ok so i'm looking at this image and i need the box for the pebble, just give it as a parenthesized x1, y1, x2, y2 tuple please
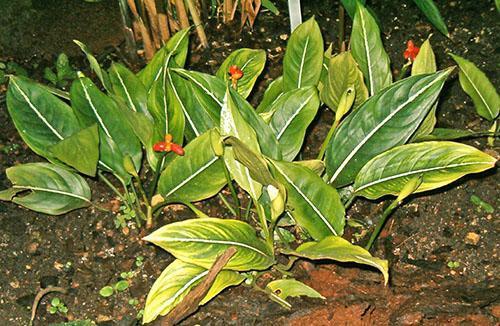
(26, 242, 39, 255)
(465, 232, 480, 245)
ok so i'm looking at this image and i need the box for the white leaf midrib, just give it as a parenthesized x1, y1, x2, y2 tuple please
(176, 70, 223, 107)
(275, 94, 314, 140)
(12, 185, 90, 202)
(80, 79, 112, 138)
(159, 237, 270, 257)
(168, 70, 200, 137)
(297, 37, 310, 88)
(157, 270, 208, 312)
(460, 65, 495, 118)
(359, 8, 374, 96)
(114, 68, 137, 112)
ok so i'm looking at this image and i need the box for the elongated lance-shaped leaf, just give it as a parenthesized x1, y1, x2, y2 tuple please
(411, 37, 438, 141)
(266, 279, 324, 303)
(353, 141, 497, 200)
(256, 76, 284, 113)
(71, 76, 142, 171)
(341, 0, 366, 18)
(325, 68, 453, 187)
(0, 163, 91, 215)
(158, 129, 226, 203)
(73, 40, 111, 91)
(286, 236, 389, 285)
(216, 48, 267, 98)
(283, 17, 324, 91)
(143, 259, 244, 324)
(109, 62, 151, 119)
(351, 3, 392, 95)
(320, 51, 368, 111)
(413, 0, 449, 37)
(7, 76, 81, 160)
(270, 160, 345, 240)
(269, 87, 320, 161)
(450, 53, 499, 121)
(144, 218, 275, 270)
(50, 124, 99, 177)
(221, 89, 263, 200)
(138, 28, 190, 90)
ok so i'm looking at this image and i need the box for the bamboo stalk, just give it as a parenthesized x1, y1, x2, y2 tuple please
(223, 0, 234, 23)
(174, 0, 190, 29)
(186, 0, 208, 47)
(138, 17, 156, 60)
(158, 13, 171, 43)
(144, 0, 162, 49)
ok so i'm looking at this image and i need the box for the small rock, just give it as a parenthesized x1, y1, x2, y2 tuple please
(490, 305, 500, 318)
(279, 34, 288, 40)
(465, 232, 480, 245)
(26, 242, 39, 255)
(398, 311, 424, 325)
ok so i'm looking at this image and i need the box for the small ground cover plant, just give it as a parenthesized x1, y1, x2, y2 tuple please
(1, 2, 498, 324)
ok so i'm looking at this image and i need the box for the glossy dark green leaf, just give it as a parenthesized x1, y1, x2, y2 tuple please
(144, 218, 275, 270)
(341, 0, 365, 18)
(50, 124, 99, 176)
(73, 40, 111, 91)
(413, 0, 449, 37)
(216, 48, 266, 98)
(450, 53, 499, 121)
(286, 236, 389, 284)
(158, 129, 226, 203)
(269, 87, 320, 161)
(143, 259, 244, 324)
(270, 160, 345, 240)
(351, 3, 392, 95)
(354, 141, 497, 199)
(0, 163, 91, 215)
(320, 51, 368, 110)
(283, 17, 324, 91)
(7, 76, 81, 160)
(325, 69, 452, 187)
(109, 62, 150, 118)
(138, 28, 190, 90)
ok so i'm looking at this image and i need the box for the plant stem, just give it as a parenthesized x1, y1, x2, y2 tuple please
(186, 0, 208, 48)
(254, 200, 271, 247)
(222, 163, 240, 216)
(98, 171, 126, 201)
(148, 154, 166, 201)
(317, 118, 340, 160)
(365, 199, 400, 250)
(128, 181, 145, 227)
(244, 198, 253, 221)
(217, 193, 239, 217)
(343, 196, 355, 210)
(397, 60, 412, 81)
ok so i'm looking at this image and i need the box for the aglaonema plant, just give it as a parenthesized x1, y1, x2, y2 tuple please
(0, 2, 498, 324)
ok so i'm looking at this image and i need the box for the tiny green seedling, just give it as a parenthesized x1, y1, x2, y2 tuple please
(447, 261, 460, 269)
(135, 256, 144, 267)
(470, 195, 494, 214)
(49, 297, 68, 315)
(128, 298, 139, 306)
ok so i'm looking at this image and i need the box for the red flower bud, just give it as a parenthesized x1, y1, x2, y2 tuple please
(152, 134, 184, 156)
(171, 143, 185, 156)
(229, 65, 244, 80)
(404, 40, 420, 61)
(153, 141, 167, 152)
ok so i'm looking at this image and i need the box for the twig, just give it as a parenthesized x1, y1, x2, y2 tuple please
(160, 247, 237, 325)
(29, 286, 67, 326)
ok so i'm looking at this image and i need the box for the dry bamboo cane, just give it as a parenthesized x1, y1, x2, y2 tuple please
(127, 0, 155, 60)
(174, 0, 190, 29)
(223, 0, 234, 23)
(158, 13, 171, 43)
(186, 0, 208, 48)
(144, 0, 162, 49)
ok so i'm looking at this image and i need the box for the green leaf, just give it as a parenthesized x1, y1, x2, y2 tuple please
(341, 0, 365, 18)
(413, 0, 449, 37)
(71, 76, 142, 179)
(99, 286, 114, 297)
(50, 124, 99, 176)
(283, 17, 324, 91)
(411, 37, 438, 141)
(221, 89, 263, 200)
(449, 53, 499, 121)
(138, 28, 190, 90)
(287, 236, 389, 284)
(109, 62, 151, 118)
(0, 163, 91, 215)
(262, 0, 279, 15)
(216, 48, 267, 98)
(7, 76, 81, 160)
(269, 87, 320, 161)
(353, 141, 497, 199)
(73, 40, 111, 91)
(256, 76, 283, 113)
(266, 279, 324, 302)
(413, 128, 481, 141)
(143, 218, 275, 271)
(158, 129, 226, 203)
(325, 69, 452, 187)
(143, 260, 244, 323)
(351, 3, 392, 95)
(114, 280, 129, 292)
(270, 160, 345, 240)
(320, 51, 368, 111)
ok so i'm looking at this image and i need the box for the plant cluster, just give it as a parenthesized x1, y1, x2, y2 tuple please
(1, 1, 498, 324)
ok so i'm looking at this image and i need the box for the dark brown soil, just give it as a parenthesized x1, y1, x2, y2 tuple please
(0, 0, 498, 325)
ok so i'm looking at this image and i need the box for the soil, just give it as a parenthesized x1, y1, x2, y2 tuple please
(0, 0, 498, 325)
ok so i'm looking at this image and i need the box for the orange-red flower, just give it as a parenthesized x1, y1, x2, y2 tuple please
(404, 40, 420, 61)
(153, 134, 184, 156)
(229, 65, 244, 81)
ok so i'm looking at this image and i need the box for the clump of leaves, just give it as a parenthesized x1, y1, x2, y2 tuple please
(0, 2, 497, 325)
(49, 297, 68, 315)
(43, 53, 77, 88)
